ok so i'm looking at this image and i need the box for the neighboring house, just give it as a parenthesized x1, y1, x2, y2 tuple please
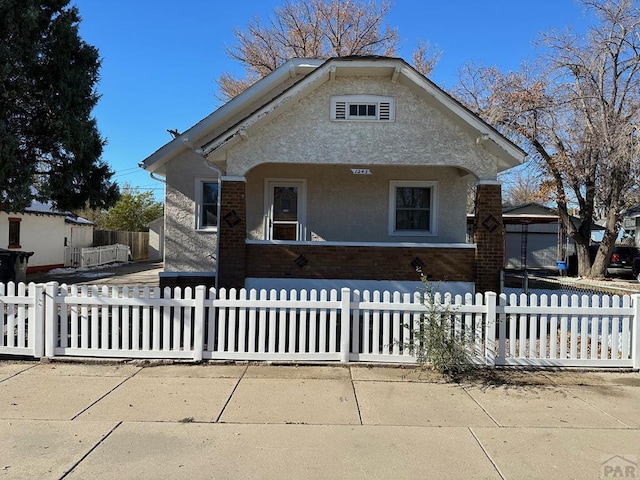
(0, 201, 94, 273)
(147, 216, 164, 262)
(142, 56, 525, 294)
(621, 205, 640, 246)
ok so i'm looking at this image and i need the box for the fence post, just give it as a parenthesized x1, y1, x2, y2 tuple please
(484, 291, 497, 367)
(340, 288, 351, 363)
(632, 294, 640, 371)
(44, 282, 58, 358)
(32, 283, 45, 358)
(193, 286, 206, 361)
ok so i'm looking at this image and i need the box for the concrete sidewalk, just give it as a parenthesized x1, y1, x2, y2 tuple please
(1, 362, 639, 479)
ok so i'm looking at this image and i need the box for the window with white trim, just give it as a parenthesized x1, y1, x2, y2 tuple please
(389, 181, 437, 236)
(195, 179, 219, 230)
(331, 95, 394, 122)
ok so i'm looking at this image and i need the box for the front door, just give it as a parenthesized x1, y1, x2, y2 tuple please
(266, 180, 306, 240)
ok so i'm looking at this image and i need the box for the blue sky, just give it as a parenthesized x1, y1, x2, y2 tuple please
(71, 0, 592, 201)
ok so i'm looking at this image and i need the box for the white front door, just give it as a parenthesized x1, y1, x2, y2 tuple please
(265, 180, 306, 240)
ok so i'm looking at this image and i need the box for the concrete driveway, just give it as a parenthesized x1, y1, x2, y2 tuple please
(26, 261, 162, 287)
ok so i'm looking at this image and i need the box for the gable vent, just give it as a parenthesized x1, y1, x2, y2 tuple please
(331, 95, 395, 122)
(379, 102, 390, 120)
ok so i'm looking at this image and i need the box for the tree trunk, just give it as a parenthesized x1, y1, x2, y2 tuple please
(590, 206, 622, 278)
(575, 242, 592, 277)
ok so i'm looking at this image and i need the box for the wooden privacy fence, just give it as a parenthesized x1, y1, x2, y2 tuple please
(93, 230, 148, 261)
(1, 281, 639, 369)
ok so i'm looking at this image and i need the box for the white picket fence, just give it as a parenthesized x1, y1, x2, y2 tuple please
(1, 282, 639, 369)
(64, 244, 130, 268)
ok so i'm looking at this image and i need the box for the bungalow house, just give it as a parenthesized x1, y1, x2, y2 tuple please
(141, 56, 525, 294)
(0, 200, 94, 273)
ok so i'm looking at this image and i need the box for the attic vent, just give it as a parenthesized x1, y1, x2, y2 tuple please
(331, 95, 395, 122)
(379, 102, 390, 120)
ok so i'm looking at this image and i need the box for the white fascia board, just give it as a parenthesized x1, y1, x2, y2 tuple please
(201, 61, 333, 156)
(141, 58, 325, 173)
(400, 66, 526, 167)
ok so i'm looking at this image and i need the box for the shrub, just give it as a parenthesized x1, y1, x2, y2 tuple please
(400, 272, 476, 378)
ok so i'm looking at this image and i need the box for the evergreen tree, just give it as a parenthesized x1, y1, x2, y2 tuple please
(0, 0, 119, 211)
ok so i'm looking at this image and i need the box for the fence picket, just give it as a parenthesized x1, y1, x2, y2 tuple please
(139, 287, 148, 350)
(560, 295, 569, 359)
(569, 295, 579, 359)
(288, 290, 297, 354)
(550, 295, 559, 359)
(248, 289, 257, 353)
(539, 295, 548, 359)
(372, 291, 381, 355)
(529, 294, 538, 359)
(17, 283, 26, 348)
(257, 289, 267, 353)
(267, 289, 277, 353)
(392, 292, 401, 356)
(319, 290, 328, 353)
(329, 290, 338, 354)
(184, 287, 193, 353)
(122, 286, 130, 351)
(309, 290, 318, 354)
(299, 290, 308, 354)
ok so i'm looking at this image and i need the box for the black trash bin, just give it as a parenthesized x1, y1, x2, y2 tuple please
(14, 251, 34, 283)
(0, 249, 18, 283)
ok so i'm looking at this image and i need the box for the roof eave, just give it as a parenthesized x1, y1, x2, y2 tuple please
(141, 58, 325, 174)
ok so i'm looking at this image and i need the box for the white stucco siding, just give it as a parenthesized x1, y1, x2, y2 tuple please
(246, 164, 470, 243)
(164, 151, 218, 272)
(226, 77, 500, 180)
(0, 212, 65, 268)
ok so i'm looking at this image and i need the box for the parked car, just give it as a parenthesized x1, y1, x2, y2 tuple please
(590, 244, 640, 278)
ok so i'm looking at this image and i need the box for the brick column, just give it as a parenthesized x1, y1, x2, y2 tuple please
(474, 181, 504, 293)
(217, 177, 247, 289)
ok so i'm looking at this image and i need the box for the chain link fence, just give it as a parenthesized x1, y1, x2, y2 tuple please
(503, 271, 640, 298)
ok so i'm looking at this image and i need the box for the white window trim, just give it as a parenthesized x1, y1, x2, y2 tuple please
(331, 95, 395, 122)
(195, 177, 219, 232)
(264, 178, 307, 241)
(388, 180, 438, 237)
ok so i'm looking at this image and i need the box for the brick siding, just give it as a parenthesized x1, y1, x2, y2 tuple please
(473, 183, 504, 293)
(246, 243, 475, 282)
(217, 180, 247, 289)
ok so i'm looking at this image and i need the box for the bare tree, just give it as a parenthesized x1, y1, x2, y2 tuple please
(456, 0, 640, 278)
(218, 0, 438, 99)
(501, 166, 554, 207)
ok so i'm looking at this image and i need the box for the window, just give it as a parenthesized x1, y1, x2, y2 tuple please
(196, 179, 219, 230)
(8, 217, 21, 248)
(389, 181, 437, 236)
(331, 95, 394, 122)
